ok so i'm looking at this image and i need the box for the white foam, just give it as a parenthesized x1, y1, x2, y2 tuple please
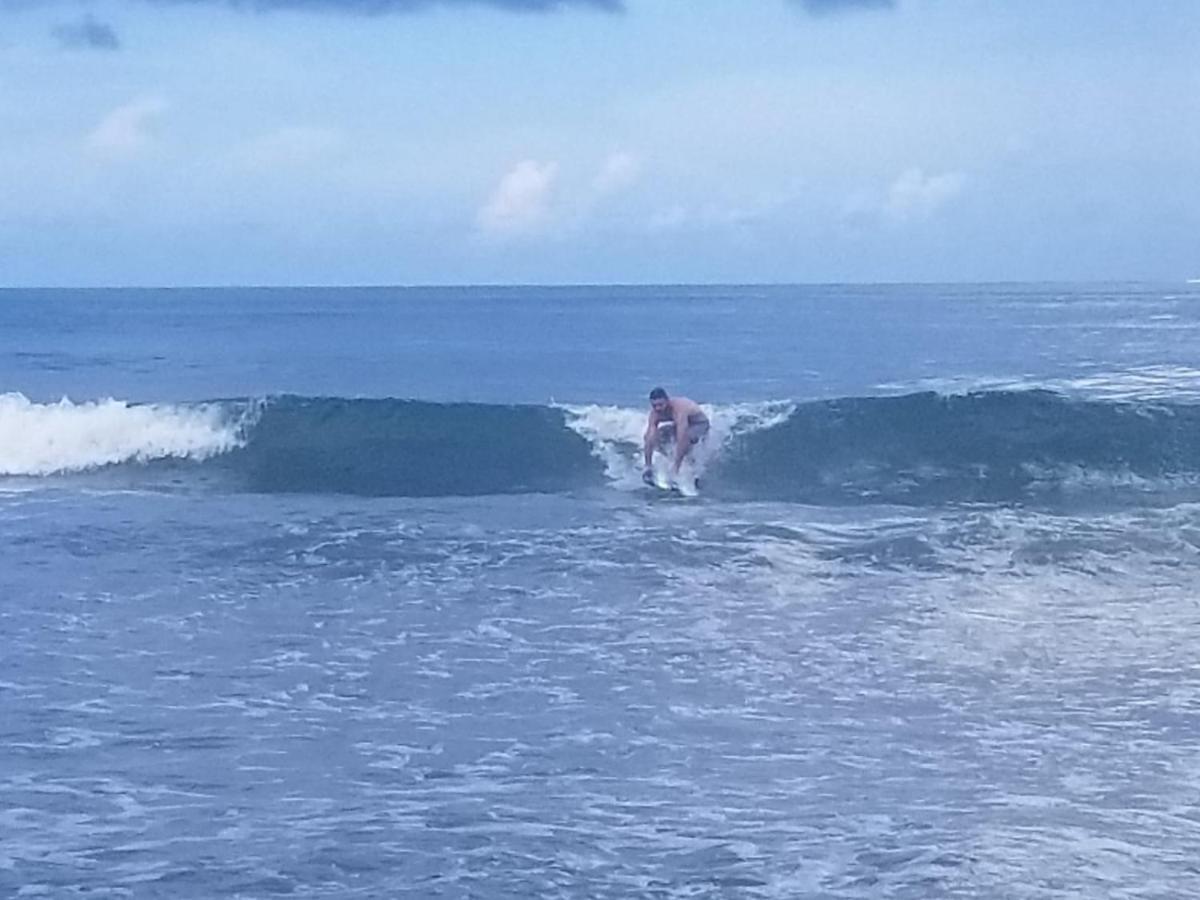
(560, 400, 794, 489)
(559, 404, 646, 488)
(0, 393, 248, 476)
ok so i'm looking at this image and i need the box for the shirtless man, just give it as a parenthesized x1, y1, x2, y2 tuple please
(642, 386, 710, 485)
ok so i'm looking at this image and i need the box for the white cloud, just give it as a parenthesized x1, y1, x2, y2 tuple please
(233, 126, 343, 172)
(476, 159, 559, 238)
(85, 97, 168, 161)
(884, 167, 966, 222)
(473, 152, 642, 240)
(591, 151, 641, 196)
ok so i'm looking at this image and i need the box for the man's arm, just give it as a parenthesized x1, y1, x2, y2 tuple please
(643, 411, 659, 468)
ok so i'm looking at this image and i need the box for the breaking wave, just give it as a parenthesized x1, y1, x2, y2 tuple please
(6, 390, 1200, 505)
(0, 392, 248, 477)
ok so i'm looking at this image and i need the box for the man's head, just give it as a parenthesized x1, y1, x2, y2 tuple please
(649, 386, 669, 414)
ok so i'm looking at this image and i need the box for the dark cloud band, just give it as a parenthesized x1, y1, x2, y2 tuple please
(797, 0, 896, 14)
(52, 15, 120, 49)
(147, 0, 624, 11)
(146, 0, 892, 11)
(11, 0, 897, 19)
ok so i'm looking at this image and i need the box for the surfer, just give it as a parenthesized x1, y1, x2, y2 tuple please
(643, 387, 710, 486)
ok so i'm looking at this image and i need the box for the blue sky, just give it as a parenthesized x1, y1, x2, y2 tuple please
(1, 0, 1197, 285)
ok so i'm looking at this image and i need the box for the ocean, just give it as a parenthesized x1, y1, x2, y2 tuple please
(3, 283, 1200, 898)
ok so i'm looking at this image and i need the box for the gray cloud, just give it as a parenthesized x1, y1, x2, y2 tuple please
(144, 0, 623, 11)
(10, 0, 897, 18)
(9, 0, 898, 24)
(795, 0, 895, 15)
(52, 15, 120, 49)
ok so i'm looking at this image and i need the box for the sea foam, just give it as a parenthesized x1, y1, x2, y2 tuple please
(0, 393, 246, 476)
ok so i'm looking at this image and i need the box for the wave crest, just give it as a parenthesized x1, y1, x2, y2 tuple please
(0, 393, 247, 476)
(561, 401, 794, 488)
(8, 390, 1200, 505)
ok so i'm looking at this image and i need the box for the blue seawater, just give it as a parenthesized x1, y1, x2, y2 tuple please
(3, 283, 1200, 898)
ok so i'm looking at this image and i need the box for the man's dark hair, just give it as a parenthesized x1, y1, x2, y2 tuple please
(649, 387, 668, 401)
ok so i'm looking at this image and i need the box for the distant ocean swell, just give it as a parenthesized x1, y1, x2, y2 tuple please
(4, 391, 1200, 504)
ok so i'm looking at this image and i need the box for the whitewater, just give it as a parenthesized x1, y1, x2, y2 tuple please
(3, 283, 1200, 899)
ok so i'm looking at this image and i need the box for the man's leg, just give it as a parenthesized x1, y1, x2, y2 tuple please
(685, 421, 710, 453)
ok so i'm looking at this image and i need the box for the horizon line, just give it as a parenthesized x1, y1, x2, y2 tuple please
(0, 278, 1192, 292)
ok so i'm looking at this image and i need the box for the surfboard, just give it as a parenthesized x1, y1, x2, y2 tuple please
(672, 474, 700, 498)
(646, 453, 699, 497)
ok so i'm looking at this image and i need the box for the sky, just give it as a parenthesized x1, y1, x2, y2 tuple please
(1, 0, 1198, 285)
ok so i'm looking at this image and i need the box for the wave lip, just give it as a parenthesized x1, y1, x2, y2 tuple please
(0, 392, 247, 476)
